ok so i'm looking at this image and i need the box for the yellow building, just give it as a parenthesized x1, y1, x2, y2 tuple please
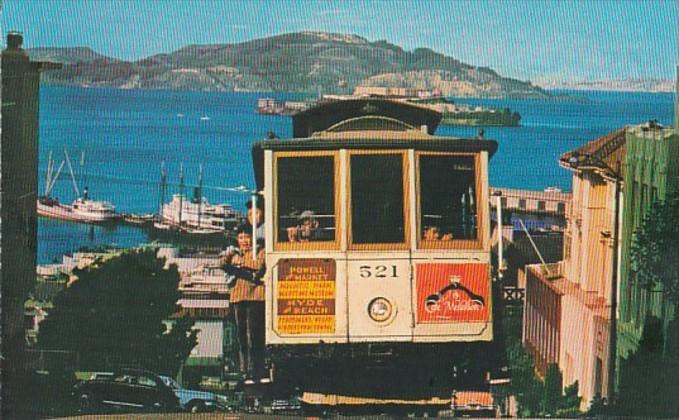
(524, 129, 625, 410)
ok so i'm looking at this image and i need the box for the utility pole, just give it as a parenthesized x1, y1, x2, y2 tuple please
(159, 161, 166, 220)
(178, 163, 184, 227)
(197, 164, 203, 229)
(607, 160, 621, 404)
(493, 190, 504, 280)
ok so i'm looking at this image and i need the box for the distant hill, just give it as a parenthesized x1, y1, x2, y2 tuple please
(29, 32, 550, 98)
(27, 47, 118, 65)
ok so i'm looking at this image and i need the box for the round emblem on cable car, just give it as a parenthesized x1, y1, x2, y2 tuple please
(368, 297, 394, 323)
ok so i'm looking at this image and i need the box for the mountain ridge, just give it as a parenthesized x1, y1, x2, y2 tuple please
(27, 46, 118, 65)
(28, 31, 550, 98)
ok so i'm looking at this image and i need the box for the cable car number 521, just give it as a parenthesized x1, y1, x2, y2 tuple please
(359, 265, 398, 278)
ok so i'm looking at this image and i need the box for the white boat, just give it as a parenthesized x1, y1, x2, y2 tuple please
(160, 194, 239, 231)
(36, 150, 118, 224)
(71, 196, 117, 222)
(37, 196, 78, 221)
(152, 164, 241, 238)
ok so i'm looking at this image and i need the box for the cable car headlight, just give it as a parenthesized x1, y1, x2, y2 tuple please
(368, 297, 393, 323)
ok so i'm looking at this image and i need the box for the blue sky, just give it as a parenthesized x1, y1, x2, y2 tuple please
(3, 0, 677, 83)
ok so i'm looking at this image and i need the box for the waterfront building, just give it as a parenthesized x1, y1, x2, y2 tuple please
(1, 32, 60, 415)
(490, 187, 570, 217)
(159, 247, 238, 378)
(353, 86, 434, 98)
(523, 128, 625, 410)
(177, 297, 237, 377)
(617, 122, 679, 370)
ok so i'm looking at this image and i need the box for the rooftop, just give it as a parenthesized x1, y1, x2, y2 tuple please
(560, 122, 678, 180)
(292, 98, 442, 137)
(560, 128, 626, 178)
(627, 121, 677, 139)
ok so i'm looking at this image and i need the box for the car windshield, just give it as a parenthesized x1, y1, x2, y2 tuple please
(160, 376, 180, 389)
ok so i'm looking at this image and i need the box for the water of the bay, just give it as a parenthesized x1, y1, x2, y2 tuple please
(37, 87, 675, 263)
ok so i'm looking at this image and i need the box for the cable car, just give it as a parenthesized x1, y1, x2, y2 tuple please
(252, 98, 498, 405)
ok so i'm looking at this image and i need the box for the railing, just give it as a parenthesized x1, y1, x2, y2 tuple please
(502, 286, 525, 304)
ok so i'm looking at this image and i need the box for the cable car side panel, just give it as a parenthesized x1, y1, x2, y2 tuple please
(263, 148, 493, 345)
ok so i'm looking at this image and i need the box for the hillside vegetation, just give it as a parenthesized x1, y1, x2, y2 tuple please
(29, 31, 550, 98)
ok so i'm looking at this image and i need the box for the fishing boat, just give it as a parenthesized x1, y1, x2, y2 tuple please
(148, 164, 241, 244)
(37, 150, 118, 224)
(37, 195, 79, 221)
(71, 194, 117, 223)
(159, 194, 240, 231)
(37, 151, 74, 220)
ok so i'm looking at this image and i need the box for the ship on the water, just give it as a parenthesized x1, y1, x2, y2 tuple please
(37, 150, 118, 224)
(256, 97, 312, 115)
(148, 164, 241, 244)
(156, 194, 240, 233)
(122, 213, 156, 225)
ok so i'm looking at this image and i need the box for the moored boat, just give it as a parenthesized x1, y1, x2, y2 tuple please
(36, 150, 119, 224)
(148, 163, 241, 244)
(37, 196, 79, 221)
(122, 213, 156, 225)
(71, 196, 117, 222)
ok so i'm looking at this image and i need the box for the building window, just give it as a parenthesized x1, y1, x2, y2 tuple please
(537, 201, 546, 212)
(564, 233, 572, 261)
(594, 357, 604, 397)
(557, 202, 566, 214)
(350, 153, 405, 245)
(276, 155, 336, 244)
(419, 154, 478, 242)
(519, 199, 527, 210)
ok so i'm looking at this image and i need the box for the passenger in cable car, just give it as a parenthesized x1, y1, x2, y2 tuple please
(286, 210, 322, 242)
(424, 225, 441, 240)
(424, 225, 455, 241)
(440, 228, 454, 241)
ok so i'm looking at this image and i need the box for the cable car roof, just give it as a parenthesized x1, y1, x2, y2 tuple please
(252, 98, 497, 190)
(292, 98, 442, 137)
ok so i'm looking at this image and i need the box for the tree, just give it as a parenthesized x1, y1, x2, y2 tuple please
(630, 193, 679, 303)
(558, 381, 581, 416)
(625, 193, 679, 416)
(615, 316, 679, 417)
(38, 249, 197, 375)
(541, 363, 562, 415)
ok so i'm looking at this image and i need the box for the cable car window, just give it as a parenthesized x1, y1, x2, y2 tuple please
(277, 156, 335, 243)
(420, 155, 478, 242)
(351, 154, 405, 244)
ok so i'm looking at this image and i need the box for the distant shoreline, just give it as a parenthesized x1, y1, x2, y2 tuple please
(39, 83, 593, 102)
(543, 85, 675, 94)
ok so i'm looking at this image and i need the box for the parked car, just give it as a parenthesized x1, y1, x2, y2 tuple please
(159, 375, 230, 413)
(72, 368, 179, 413)
(89, 371, 114, 380)
(271, 397, 302, 415)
